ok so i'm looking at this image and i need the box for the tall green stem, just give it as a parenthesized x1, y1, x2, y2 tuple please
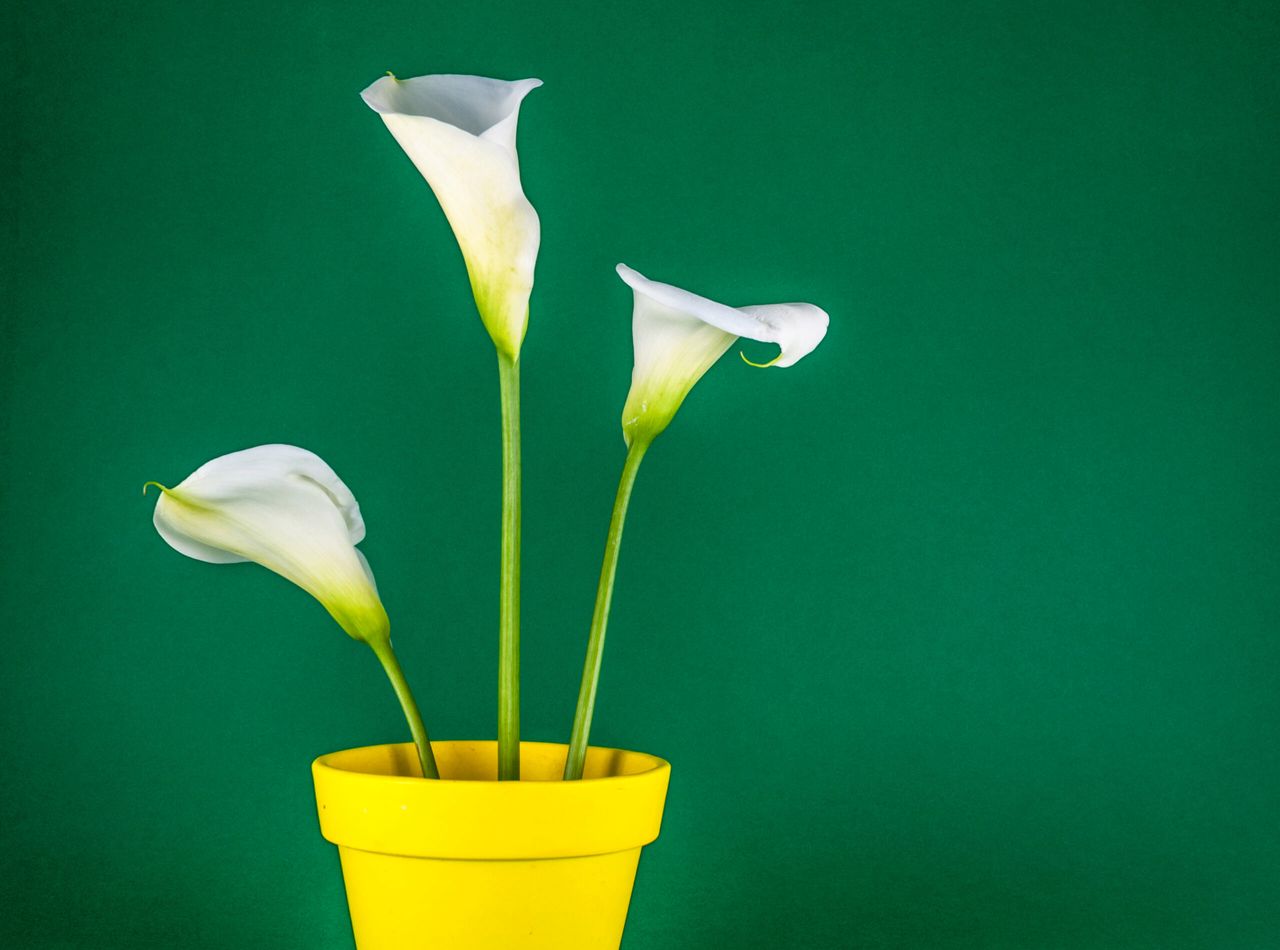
(371, 641, 439, 779)
(497, 351, 522, 780)
(564, 438, 650, 780)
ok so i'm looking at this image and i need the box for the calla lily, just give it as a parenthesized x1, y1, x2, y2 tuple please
(146, 443, 439, 778)
(362, 72, 541, 779)
(617, 263, 830, 446)
(362, 73, 542, 359)
(147, 444, 389, 647)
(563, 266, 830, 780)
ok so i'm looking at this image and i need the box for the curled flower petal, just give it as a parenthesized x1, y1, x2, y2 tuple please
(362, 73, 542, 359)
(616, 264, 829, 445)
(149, 444, 389, 646)
(736, 303, 831, 368)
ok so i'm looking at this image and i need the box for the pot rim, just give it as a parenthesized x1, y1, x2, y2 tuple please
(313, 738, 669, 785)
(313, 740, 672, 859)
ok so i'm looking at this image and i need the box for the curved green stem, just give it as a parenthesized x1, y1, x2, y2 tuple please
(497, 351, 522, 780)
(564, 438, 650, 780)
(371, 641, 439, 779)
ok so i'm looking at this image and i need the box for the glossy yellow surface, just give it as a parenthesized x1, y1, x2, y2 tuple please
(312, 740, 671, 949)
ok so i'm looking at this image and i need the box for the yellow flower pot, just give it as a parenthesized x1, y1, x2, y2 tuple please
(312, 740, 671, 949)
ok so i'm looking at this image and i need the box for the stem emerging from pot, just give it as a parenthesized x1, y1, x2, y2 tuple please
(564, 438, 650, 780)
(371, 641, 439, 779)
(497, 351, 522, 780)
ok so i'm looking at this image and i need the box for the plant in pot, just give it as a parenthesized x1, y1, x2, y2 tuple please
(143, 72, 829, 949)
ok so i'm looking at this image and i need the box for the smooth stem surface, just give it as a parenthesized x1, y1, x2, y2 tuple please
(564, 438, 650, 780)
(497, 351, 522, 780)
(371, 641, 439, 780)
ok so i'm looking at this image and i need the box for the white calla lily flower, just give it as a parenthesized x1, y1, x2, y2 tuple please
(563, 268, 829, 778)
(616, 263, 830, 446)
(147, 444, 390, 647)
(362, 73, 542, 359)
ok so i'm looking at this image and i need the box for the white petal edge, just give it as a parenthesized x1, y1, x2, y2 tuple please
(616, 264, 829, 367)
(737, 303, 830, 367)
(361, 74, 543, 154)
(153, 497, 246, 564)
(168, 444, 366, 548)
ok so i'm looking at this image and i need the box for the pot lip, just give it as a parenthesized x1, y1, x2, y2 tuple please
(313, 739, 670, 786)
(313, 740, 671, 858)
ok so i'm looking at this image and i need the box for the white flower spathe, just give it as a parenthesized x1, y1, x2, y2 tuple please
(149, 444, 389, 646)
(617, 264, 829, 445)
(362, 73, 542, 359)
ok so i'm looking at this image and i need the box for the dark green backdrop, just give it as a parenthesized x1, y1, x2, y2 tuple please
(3, 1, 1278, 947)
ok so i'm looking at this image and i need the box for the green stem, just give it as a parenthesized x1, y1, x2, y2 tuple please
(371, 641, 439, 779)
(497, 351, 522, 780)
(564, 438, 650, 780)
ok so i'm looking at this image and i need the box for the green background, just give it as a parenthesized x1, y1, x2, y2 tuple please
(3, 1, 1278, 947)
